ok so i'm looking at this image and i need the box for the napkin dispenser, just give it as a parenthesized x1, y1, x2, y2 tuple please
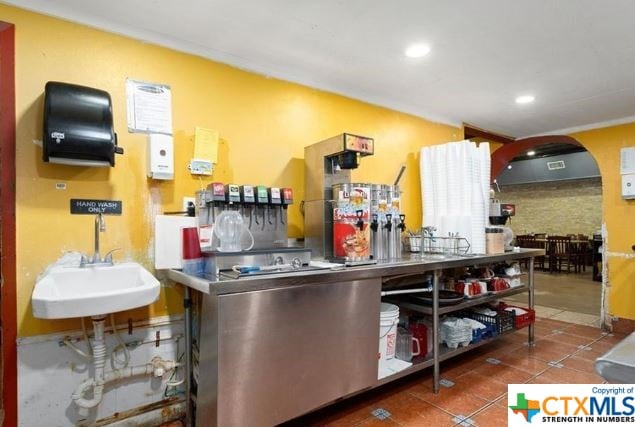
(43, 81, 123, 167)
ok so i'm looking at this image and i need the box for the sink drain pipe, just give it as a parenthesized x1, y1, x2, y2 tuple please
(72, 316, 107, 416)
(71, 316, 180, 417)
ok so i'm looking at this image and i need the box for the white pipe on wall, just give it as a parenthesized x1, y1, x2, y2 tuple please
(70, 317, 181, 416)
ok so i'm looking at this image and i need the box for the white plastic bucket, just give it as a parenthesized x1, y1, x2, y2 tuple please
(378, 303, 399, 364)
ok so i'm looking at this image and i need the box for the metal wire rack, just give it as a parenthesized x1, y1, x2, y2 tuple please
(422, 235, 471, 255)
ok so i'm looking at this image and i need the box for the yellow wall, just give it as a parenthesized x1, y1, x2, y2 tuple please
(4, 5, 461, 337)
(489, 142, 504, 153)
(570, 123, 635, 319)
(10, 4, 633, 337)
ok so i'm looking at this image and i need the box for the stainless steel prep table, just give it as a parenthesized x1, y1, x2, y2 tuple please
(168, 248, 544, 427)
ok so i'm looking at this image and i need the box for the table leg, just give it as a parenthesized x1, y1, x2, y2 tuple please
(184, 286, 193, 426)
(432, 269, 440, 393)
(528, 257, 535, 347)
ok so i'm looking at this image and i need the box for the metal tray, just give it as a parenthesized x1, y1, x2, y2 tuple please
(393, 290, 465, 306)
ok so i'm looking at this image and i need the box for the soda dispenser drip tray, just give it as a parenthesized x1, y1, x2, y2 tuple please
(203, 247, 313, 279)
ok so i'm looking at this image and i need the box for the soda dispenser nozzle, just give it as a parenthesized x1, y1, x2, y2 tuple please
(281, 188, 294, 209)
(279, 188, 293, 225)
(240, 185, 256, 229)
(370, 213, 378, 232)
(225, 184, 241, 205)
(355, 209, 364, 231)
(398, 214, 406, 232)
(384, 213, 393, 232)
(255, 185, 269, 228)
(267, 187, 282, 226)
(207, 182, 228, 222)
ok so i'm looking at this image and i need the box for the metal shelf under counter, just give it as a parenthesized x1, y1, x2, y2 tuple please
(389, 285, 529, 316)
(375, 330, 518, 387)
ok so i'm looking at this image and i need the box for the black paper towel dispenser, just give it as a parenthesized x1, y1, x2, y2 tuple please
(43, 81, 123, 167)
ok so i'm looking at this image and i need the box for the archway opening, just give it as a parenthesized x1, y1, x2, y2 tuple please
(492, 135, 605, 327)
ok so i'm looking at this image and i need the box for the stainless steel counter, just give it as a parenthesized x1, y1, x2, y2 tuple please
(167, 248, 544, 295)
(167, 248, 544, 427)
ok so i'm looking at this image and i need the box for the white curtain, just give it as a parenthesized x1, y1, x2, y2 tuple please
(420, 140, 490, 254)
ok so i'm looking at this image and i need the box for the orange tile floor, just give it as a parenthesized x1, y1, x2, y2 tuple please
(280, 318, 628, 427)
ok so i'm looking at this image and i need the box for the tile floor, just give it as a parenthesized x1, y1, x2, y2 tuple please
(504, 271, 601, 317)
(521, 304, 601, 327)
(504, 270, 603, 327)
(281, 318, 631, 427)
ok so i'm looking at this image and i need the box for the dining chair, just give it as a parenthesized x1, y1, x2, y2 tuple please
(515, 234, 534, 247)
(574, 235, 591, 272)
(546, 235, 573, 273)
(579, 234, 592, 264)
(516, 235, 545, 270)
(574, 241, 587, 273)
(516, 235, 533, 268)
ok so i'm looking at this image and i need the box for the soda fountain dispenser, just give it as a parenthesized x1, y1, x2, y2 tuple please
(187, 181, 311, 277)
(195, 183, 294, 251)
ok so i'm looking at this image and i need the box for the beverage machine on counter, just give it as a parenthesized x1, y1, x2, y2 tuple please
(304, 133, 374, 263)
(194, 182, 312, 277)
(369, 184, 406, 260)
(196, 182, 294, 250)
(488, 197, 514, 251)
(304, 133, 406, 264)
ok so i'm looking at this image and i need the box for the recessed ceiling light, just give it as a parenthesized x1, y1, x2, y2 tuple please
(405, 44, 431, 58)
(507, 165, 513, 170)
(515, 95, 535, 104)
(527, 150, 536, 156)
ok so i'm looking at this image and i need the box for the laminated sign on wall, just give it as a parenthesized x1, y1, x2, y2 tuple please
(126, 79, 173, 135)
(189, 126, 219, 175)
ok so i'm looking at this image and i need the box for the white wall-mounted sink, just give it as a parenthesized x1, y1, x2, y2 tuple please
(32, 262, 160, 319)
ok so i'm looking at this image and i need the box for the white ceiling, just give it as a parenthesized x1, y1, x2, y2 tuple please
(8, 0, 635, 137)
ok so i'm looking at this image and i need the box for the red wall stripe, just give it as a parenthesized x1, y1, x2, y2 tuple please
(490, 135, 582, 180)
(0, 20, 17, 427)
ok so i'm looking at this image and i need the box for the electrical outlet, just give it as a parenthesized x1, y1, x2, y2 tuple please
(182, 197, 196, 212)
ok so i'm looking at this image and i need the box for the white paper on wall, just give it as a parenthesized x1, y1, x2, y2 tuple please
(126, 79, 173, 135)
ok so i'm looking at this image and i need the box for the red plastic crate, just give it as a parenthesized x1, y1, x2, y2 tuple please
(496, 302, 536, 329)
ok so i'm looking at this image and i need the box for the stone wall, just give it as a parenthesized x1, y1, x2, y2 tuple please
(497, 177, 602, 237)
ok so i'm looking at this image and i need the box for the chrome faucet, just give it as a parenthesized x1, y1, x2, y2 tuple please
(81, 213, 116, 267)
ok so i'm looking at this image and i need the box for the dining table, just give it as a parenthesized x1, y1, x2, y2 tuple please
(516, 236, 592, 274)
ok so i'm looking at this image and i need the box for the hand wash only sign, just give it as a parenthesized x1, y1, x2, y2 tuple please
(70, 199, 122, 215)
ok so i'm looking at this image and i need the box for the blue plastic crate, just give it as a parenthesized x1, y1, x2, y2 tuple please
(470, 322, 497, 344)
